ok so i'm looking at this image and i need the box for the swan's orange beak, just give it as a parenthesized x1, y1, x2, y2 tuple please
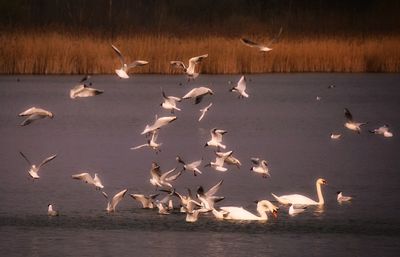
(272, 209, 278, 218)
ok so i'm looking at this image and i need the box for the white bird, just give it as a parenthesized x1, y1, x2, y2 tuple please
(216, 151, 241, 169)
(111, 44, 148, 79)
(72, 172, 104, 189)
(205, 128, 227, 150)
(369, 125, 393, 138)
(155, 191, 175, 215)
(288, 204, 307, 216)
(131, 130, 162, 153)
(196, 180, 225, 211)
(205, 151, 233, 172)
(186, 209, 202, 223)
(271, 178, 328, 206)
(170, 54, 208, 80)
(344, 108, 367, 134)
(330, 133, 341, 139)
(18, 107, 54, 126)
(130, 193, 159, 209)
(162, 188, 202, 213)
(250, 158, 270, 178)
(198, 102, 212, 121)
(214, 200, 278, 221)
(47, 204, 59, 216)
(160, 89, 181, 113)
(230, 75, 249, 98)
(176, 156, 203, 176)
(182, 86, 214, 104)
(141, 115, 177, 135)
(70, 84, 103, 99)
(103, 189, 128, 213)
(19, 151, 57, 180)
(240, 27, 283, 52)
(149, 162, 182, 188)
(337, 191, 353, 202)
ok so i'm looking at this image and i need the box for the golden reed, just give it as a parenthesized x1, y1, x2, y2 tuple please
(1, 32, 399, 74)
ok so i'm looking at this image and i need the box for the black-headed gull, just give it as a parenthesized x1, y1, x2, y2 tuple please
(205, 128, 227, 150)
(369, 124, 393, 138)
(170, 54, 208, 80)
(19, 151, 57, 179)
(161, 89, 181, 113)
(344, 108, 367, 134)
(250, 158, 270, 178)
(141, 115, 177, 135)
(196, 180, 224, 211)
(111, 44, 148, 79)
(149, 161, 182, 188)
(130, 193, 159, 209)
(72, 172, 104, 189)
(131, 130, 162, 153)
(103, 189, 128, 212)
(176, 156, 203, 176)
(230, 75, 249, 98)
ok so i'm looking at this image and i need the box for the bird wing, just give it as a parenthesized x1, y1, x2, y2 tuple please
(109, 189, 128, 210)
(189, 54, 208, 65)
(20, 114, 44, 126)
(251, 157, 260, 165)
(19, 151, 32, 166)
(205, 180, 223, 197)
(344, 108, 353, 121)
(266, 27, 283, 46)
(170, 61, 186, 70)
(111, 44, 125, 66)
(130, 143, 149, 150)
(38, 154, 57, 168)
(236, 75, 247, 91)
(127, 60, 148, 69)
(72, 172, 95, 184)
(240, 38, 262, 48)
(166, 170, 182, 182)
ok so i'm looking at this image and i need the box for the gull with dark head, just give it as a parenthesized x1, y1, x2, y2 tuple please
(19, 151, 57, 180)
(205, 151, 233, 172)
(111, 44, 148, 79)
(18, 107, 54, 126)
(170, 54, 208, 80)
(216, 151, 241, 169)
(103, 189, 128, 213)
(70, 75, 103, 99)
(149, 161, 182, 189)
(72, 172, 104, 190)
(160, 88, 181, 113)
(176, 156, 203, 176)
(250, 158, 270, 178)
(344, 108, 367, 134)
(205, 128, 227, 150)
(182, 86, 214, 104)
(131, 130, 162, 153)
(130, 193, 159, 209)
(369, 124, 393, 138)
(196, 180, 224, 211)
(230, 75, 249, 98)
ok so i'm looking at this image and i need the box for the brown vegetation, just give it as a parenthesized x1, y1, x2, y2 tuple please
(1, 32, 399, 74)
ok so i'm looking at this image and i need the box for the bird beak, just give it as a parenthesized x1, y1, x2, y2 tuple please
(272, 210, 278, 218)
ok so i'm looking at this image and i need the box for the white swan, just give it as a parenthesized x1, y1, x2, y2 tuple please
(250, 158, 270, 178)
(198, 102, 212, 121)
(337, 191, 353, 202)
(205, 128, 227, 150)
(72, 172, 104, 189)
(19, 151, 57, 179)
(160, 89, 181, 113)
(111, 44, 148, 79)
(130, 193, 159, 209)
(271, 178, 327, 205)
(214, 200, 278, 221)
(102, 189, 128, 212)
(47, 204, 59, 216)
(182, 86, 214, 104)
(141, 115, 177, 135)
(149, 161, 182, 188)
(176, 156, 203, 176)
(369, 125, 393, 138)
(170, 54, 208, 80)
(230, 75, 249, 98)
(240, 27, 283, 52)
(344, 108, 367, 134)
(18, 107, 54, 126)
(131, 130, 162, 153)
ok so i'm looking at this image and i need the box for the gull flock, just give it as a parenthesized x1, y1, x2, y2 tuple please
(16, 38, 391, 222)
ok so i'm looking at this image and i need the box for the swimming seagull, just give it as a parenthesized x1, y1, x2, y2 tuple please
(344, 108, 367, 134)
(198, 102, 212, 121)
(130, 193, 159, 209)
(337, 191, 353, 202)
(72, 172, 104, 189)
(170, 54, 208, 80)
(240, 27, 283, 52)
(250, 158, 270, 178)
(160, 88, 181, 113)
(19, 151, 57, 180)
(176, 156, 203, 176)
(70, 76, 103, 99)
(330, 133, 341, 139)
(141, 115, 177, 135)
(149, 161, 182, 188)
(131, 130, 162, 153)
(47, 204, 59, 216)
(18, 107, 54, 126)
(103, 189, 128, 212)
(230, 75, 249, 98)
(369, 125, 393, 138)
(205, 151, 233, 172)
(205, 128, 227, 150)
(111, 44, 149, 79)
(182, 86, 214, 104)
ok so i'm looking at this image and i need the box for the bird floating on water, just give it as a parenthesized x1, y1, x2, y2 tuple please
(330, 133, 341, 140)
(47, 204, 59, 216)
(337, 191, 353, 202)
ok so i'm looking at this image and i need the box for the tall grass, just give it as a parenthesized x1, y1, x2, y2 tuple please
(1, 32, 399, 74)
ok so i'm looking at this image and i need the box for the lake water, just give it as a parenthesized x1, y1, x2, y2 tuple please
(0, 74, 399, 257)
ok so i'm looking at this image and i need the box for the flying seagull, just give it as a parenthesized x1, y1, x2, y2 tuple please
(19, 151, 57, 180)
(170, 54, 208, 80)
(111, 44, 148, 79)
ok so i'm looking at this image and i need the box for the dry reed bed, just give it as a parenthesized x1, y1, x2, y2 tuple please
(1, 32, 399, 74)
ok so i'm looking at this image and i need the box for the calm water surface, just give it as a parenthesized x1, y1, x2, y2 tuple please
(0, 74, 399, 257)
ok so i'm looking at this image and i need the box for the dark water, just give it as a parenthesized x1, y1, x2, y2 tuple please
(0, 74, 399, 257)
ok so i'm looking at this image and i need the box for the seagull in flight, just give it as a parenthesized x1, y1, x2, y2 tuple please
(170, 54, 208, 81)
(198, 102, 212, 121)
(160, 88, 181, 113)
(369, 124, 393, 138)
(19, 151, 57, 180)
(240, 27, 283, 52)
(18, 107, 54, 126)
(102, 189, 128, 213)
(111, 44, 148, 79)
(182, 86, 214, 104)
(131, 130, 162, 153)
(344, 108, 367, 134)
(230, 75, 249, 98)
(72, 172, 104, 190)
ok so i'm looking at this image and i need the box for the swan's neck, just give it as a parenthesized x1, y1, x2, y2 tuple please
(316, 182, 324, 205)
(256, 206, 268, 220)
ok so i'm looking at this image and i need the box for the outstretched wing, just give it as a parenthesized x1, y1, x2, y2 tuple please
(205, 180, 223, 197)
(111, 44, 125, 66)
(128, 60, 149, 69)
(19, 151, 32, 166)
(251, 157, 260, 165)
(38, 154, 57, 168)
(189, 54, 208, 65)
(170, 61, 186, 70)
(72, 172, 95, 184)
(344, 108, 353, 121)
(266, 27, 283, 46)
(240, 38, 261, 48)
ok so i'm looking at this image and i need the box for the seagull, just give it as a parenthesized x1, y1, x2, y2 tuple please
(196, 180, 224, 211)
(337, 191, 353, 202)
(369, 125, 393, 138)
(205, 151, 233, 172)
(163, 188, 202, 213)
(155, 191, 175, 215)
(18, 107, 54, 126)
(182, 86, 214, 104)
(19, 151, 57, 180)
(240, 27, 283, 52)
(230, 75, 249, 98)
(205, 128, 227, 150)
(330, 133, 341, 139)
(103, 189, 128, 212)
(72, 172, 104, 189)
(160, 89, 181, 113)
(130, 193, 159, 209)
(111, 44, 148, 79)
(131, 130, 162, 153)
(344, 108, 367, 134)
(170, 54, 208, 80)
(288, 204, 307, 216)
(216, 151, 241, 169)
(141, 115, 177, 135)
(149, 162, 182, 188)
(250, 158, 270, 178)
(176, 156, 203, 176)
(198, 102, 212, 121)
(70, 77, 103, 99)
(47, 204, 59, 216)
